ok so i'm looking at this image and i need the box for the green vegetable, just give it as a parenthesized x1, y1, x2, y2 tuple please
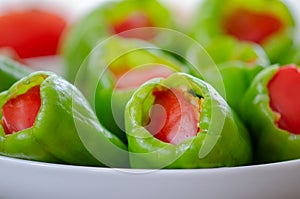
(61, 0, 175, 82)
(0, 71, 128, 167)
(77, 37, 187, 143)
(191, 0, 295, 63)
(188, 37, 269, 112)
(241, 65, 300, 163)
(279, 45, 300, 65)
(217, 61, 265, 112)
(0, 56, 32, 92)
(125, 73, 252, 169)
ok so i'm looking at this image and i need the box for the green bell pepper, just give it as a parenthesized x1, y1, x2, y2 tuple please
(240, 65, 300, 163)
(191, 0, 295, 63)
(0, 71, 128, 167)
(78, 37, 187, 143)
(188, 37, 269, 112)
(0, 56, 32, 92)
(125, 73, 252, 169)
(61, 0, 175, 82)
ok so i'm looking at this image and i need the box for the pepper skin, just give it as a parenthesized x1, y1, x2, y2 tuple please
(191, 0, 295, 64)
(0, 71, 127, 167)
(279, 45, 300, 66)
(0, 56, 32, 92)
(61, 0, 175, 82)
(188, 37, 269, 112)
(240, 65, 300, 163)
(125, 73, 252, 169)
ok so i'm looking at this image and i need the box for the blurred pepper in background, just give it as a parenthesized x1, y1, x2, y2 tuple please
(0, 8, 67, 62)
(191, 0, 296, 64)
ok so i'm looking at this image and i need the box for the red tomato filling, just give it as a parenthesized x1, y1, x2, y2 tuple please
(267, 65, 300, 134)
(222, 8, 282, 44)
(146, 87, 202, 145)
(1, 86, 41, 134)
(114, 65, 174, 90)
(111, 12, 155, 40)
(0, 9, 66, 58)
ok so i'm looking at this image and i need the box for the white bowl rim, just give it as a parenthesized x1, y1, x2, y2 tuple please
(1, 155, 299, 174)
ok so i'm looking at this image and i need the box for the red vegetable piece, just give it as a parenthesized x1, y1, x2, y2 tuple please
(146, 88, 200, 145)
(114, 65, 173, 90)
(223, 8, 282, 44)
(111, 12, 155, 40)
(1, 86, 41, 134)
(268, 65, 300, 134)
(0, 9, 67, 58)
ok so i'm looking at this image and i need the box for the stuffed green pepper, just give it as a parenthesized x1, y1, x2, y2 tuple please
(79, 37, 187, 143)
(241, 64, 300, 163)
(62, 0, 175, 82)
(125, 73, 252, 169)
(0, 71, 127, 167)
(191, 0, 295, 63)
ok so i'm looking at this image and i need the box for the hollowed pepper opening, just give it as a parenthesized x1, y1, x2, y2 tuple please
(267, 65, 300, 134)
(0, 9, 67, 59)
(112, 65, 174, 90)
(146, 86, 203, 145)
(1, 85, 41, 134)
(222, 8, 283, 44)
(111, 11, 155, 40)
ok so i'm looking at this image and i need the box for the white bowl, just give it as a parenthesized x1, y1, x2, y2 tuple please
(0, 155, 299, 199)
(0, 1, 300, 199)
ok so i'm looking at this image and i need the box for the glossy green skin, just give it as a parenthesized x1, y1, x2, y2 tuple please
(125, 73, 252, 169)
(0, 56, 32, 92)
(279, 46, 300, 65)
(96, 79, 135, 143)
(189, 37, 269, 112)
(203, 37, 270, 66)
(240, 66, 300, 163)
(82, 37, 186, 143)
(191, 0, 295, 64)
(217, 61, 265, 112)
(0, 72, 128, 167)
(62, 0, 175, 82)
